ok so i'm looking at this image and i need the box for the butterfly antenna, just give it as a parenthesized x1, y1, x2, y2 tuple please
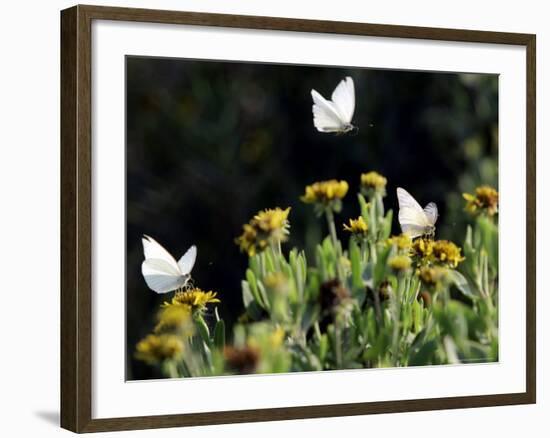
(185, 278, 195, 290)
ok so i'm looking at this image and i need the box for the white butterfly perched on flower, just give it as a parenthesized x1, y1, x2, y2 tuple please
(311, 76, 356, 134)
(397, 187, 438, 239)
(141, 235, 197, 293)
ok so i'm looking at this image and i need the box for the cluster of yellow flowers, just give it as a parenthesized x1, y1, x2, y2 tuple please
(235, 207, 291, 256)
(412, 238, 465, 268)
(155, 303, 193, 334)
(136, 287, 221, 365)
(343, 216, 368, 237)
(463, 185, 498, 216)
(360, 171, 387, 195)
(301, 179, 349, 206)
(418, 265, 448, 287)
(387, 233, 413, 252)
(165, 288, 220, 311)
(136, 169, 499, 374)
(135, 334, 184, 365)
(388, 255, 412, 272)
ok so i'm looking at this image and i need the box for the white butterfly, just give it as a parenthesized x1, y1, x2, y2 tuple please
(397, 187, 438, 239)
(141, 235, 197, 293)
(311, 76, 356, 134)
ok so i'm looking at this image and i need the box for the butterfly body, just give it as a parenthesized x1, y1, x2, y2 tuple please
(396, 188, 438, 239)
(311, 76, 356, 134)
(141, 235, 197, 294)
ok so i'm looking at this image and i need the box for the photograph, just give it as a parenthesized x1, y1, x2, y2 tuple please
(126, 56, 499, 380)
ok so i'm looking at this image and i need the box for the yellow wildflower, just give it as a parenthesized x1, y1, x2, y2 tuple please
(236, 207, 290, 256)
(388, 255, 412, 272)
(301, 180, 349, 205)
(412, 238, 434, 260)
(431, 240, 465, 268)
(360, 171, 387, 195)
(387, 234, 413, 252)
(165, 288, 220, 311)
(463, 185, 498, 216)
(135, 334, 184, 365)
(412, 238, 464, 268)
(343, 216, 368, 236)
(253, 207, 291, 233)
(235, 223, 261, 256)
(418, 266, 448, 287)
(155, 303, 193, 334)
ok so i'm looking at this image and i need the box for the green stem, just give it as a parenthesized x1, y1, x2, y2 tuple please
(334, 317, 343, 369)
(325, 208, 344, 281)
(391, 280, 405, 366)
(376, 193, 385, 222)
(164, 360, 180, 379)
(325, 208, 338, 250)
(373, 287, 383, 327)
(271, 241, 281, 270)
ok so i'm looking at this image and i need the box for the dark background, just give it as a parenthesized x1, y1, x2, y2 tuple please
(126, 56, 498, 380)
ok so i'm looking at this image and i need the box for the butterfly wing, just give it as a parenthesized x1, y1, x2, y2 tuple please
(331, 76, 355, 124)
(142, 235, 181, 273)
(178, 245, 197, 275)
(311, 89, 345, 132)
(397, 187, 431, 238)
(423, 202, 438, 226)
(141, 235, 187, 293)
(141, 258, 187, 293)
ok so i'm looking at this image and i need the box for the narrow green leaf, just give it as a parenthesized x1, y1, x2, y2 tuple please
(447, 269, 476, 299)
(245, 270, 264, 308)
(213, 319, 225, 349)
(373, 244, 391, 288)
(380, 210, 393, 240)
(195, 316, 211, 347)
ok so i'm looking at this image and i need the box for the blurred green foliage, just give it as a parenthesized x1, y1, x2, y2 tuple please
(126, 57, 497, 379)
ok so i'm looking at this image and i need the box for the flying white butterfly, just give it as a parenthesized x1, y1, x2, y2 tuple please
(397, 187, 438, 239)
(311, 76, 356, 134)
(141, 235, 197, 294)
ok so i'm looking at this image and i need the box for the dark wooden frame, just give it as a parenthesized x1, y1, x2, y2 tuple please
(61, 4, 536, 433)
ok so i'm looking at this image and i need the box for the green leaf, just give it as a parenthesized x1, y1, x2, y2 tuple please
(349, 238, 364, 297)
(409, 339, 438, 366)
(477, 216, 498, 272)
(447, 269, 476, 299)
(301, 303, 320, 332)
(242, 280, 254, 308)
(412, 299, 423, 333)
(213, 319, 225, 349)
(245, 270, 265, 308)
(358, 193, 370, 226)
(380, 209, 393, 240)
(373, 244, 391, 288)
(434, 301, 469, 340)
(195, 316, 211, 347)
(249, 254, 261, 277)
(319, 334, 329, 365)
(257, 281, 270, 310)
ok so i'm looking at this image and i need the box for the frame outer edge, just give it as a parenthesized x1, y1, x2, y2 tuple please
(60, 5, 79, 433)
(61, 5, 94, 433)
(60, 4, 537, 432)
(525, 34, 536, 403)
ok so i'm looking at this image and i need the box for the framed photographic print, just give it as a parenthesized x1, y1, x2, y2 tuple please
(60, 4, 536, 433)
